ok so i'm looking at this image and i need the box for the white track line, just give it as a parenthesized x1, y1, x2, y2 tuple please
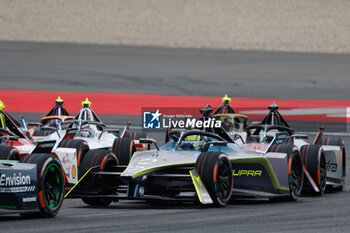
(298, 131, 350, 137)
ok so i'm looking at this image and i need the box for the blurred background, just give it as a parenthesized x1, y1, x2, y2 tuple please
(1, 1, 350, 232)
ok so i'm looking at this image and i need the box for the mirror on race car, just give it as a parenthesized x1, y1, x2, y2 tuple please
(139, 138, 159, 150)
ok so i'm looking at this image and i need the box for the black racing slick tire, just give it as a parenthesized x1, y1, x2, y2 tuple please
(0, 145, 20, 161)
(20, 154, 65, 218)
(301, 144, 327, 195)
(125, 131, 147, 140)
(58, 139, 89, 169)
(195, 152, 233, 207)
(112, 138, 135, 165)
(79, 149, 118, 206)
(318, 137, 346, 190)
(267, 144, 303, 201)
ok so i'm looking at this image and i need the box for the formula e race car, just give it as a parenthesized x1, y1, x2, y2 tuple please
(163, 95, 249, 145)
(212, 97, 345, 194)
(1, 97, 146, 166)
(243, 103, 346, 193)
(0, 99, 144, 204)
(43, 98, 148, 164)
(69, 114, 306, 207)
(68, 104, 343, 208)
(26, 96, 74, 138)
(0, 143, 65, 217)
(213, 95, 249, 141)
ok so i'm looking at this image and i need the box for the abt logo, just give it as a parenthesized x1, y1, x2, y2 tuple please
(143, 110, 162, 129)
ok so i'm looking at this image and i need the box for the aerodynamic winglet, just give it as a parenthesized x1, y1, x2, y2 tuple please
(189, 169, 213, 204)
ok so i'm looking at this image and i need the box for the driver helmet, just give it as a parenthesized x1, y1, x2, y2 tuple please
(0, 101, 6, 129)
(184, 135, 202, 150)
(180, 142, 195, 150)
(0, 100, 5, 111)
(50, 119, 60, 128)
(79, 124, 93, 137)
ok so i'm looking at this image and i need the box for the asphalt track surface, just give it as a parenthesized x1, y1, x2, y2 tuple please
(1, 41, 350, 100)
(0, 41, 350, 232)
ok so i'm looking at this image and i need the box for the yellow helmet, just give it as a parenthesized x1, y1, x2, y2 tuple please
(222, 94, 231, 103)
(81, 98, 92, 107)
(0, 100, 5, 111)
(56, 96, 64, 104)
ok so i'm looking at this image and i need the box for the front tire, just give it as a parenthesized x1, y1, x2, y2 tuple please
(195, 152, 233, 206)
(20, 154, 65, 218)
(112, 138, 135, 165)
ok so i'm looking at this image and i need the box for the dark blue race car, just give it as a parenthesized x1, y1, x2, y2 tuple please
(0, 138, 65, 218)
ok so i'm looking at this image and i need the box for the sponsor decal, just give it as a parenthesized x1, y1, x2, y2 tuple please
(0, 205, 16, 210)
(38, 142, 55, 148)
(232, 169, 262, 177)
(137, 162, 152, 165)
(162, 118, 221, 129)
(143, 108, 221, 130)
(0, 186, 35, 193)
(193, 175, 203, 186)
(72, 165, 77, 179)
(23, 196, 37, 202)
(274, 132, 288, 144)
(0, 173, 31, 186)
(143, 110, 162, 129)
(326, 160, 337, 172)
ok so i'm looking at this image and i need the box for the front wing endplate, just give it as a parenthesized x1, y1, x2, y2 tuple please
(189, 169, 213, 204)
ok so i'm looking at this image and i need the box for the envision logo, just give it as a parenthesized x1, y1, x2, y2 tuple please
(0, 173, 31, 186)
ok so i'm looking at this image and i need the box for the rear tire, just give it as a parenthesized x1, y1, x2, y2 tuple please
(125, 132, 147, 140)
(318, 137, 346, 190)
(79, 149, 118, 206)
(112, 138, 135, 165)
(20, 154, 65, 218)
(0, 145, 20, 160)
(301, 144, 327, 195)
(195, 152, 233, 206)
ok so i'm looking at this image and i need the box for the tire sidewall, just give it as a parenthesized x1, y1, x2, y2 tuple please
(288, 149, 303, 200)
(38, 157, 65, 217)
